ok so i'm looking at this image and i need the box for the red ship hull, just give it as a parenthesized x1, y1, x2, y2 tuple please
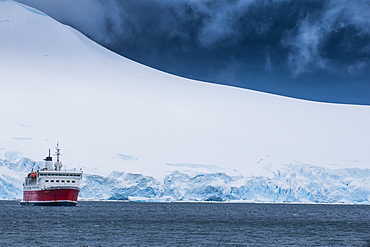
(21, 188, 80, 206)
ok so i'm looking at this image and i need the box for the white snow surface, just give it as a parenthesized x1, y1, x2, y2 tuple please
(1, 0, 370, 202)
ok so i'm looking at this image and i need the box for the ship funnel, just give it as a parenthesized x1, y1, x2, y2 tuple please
(44, 148, 53, 170)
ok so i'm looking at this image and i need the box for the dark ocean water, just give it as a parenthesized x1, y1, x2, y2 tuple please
(1, 200, 370, 246)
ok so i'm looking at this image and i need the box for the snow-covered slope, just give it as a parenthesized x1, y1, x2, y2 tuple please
(1, 0, 370, 202)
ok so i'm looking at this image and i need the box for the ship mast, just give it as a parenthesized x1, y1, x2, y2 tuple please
(54, 142, 63, 171)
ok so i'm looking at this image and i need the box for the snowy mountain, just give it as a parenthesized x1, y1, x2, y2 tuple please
(16, 0, 370, 105)
(1, 0, 370, 203)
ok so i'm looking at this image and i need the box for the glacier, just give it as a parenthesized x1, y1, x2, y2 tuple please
(83, 164, 370, 204)
(0, 0, 369, 204)
(2, 154, 370, 204)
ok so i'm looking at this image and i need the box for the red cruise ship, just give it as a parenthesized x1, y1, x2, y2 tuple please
(20, 143, 83, 206)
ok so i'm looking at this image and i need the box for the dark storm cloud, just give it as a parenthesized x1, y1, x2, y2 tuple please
(16, 0, 370, 104)
(283, 0, 370, 76)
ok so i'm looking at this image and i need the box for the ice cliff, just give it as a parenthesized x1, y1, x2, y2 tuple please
(2, 155, 370, 204)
